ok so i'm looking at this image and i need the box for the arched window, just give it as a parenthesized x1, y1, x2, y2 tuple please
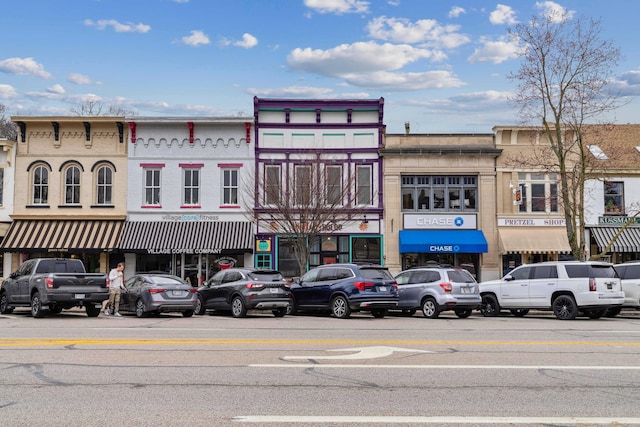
(65, 165, 81, 204)
(96, 165, 113, 205)
(32, 165, 49, 205)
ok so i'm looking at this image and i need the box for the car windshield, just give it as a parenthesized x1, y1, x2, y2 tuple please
(447, 269, 476, 283)
(360, 268, 394, 280)
(565, 264, 617, 279)
(249, 271, 284, 281)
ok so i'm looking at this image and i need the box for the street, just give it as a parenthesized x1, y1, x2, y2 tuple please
(1, 309, 639, 426)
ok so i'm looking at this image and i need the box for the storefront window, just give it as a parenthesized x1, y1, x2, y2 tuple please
(351, 237, 381, 264)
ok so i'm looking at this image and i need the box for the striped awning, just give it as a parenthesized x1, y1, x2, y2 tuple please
(120, 221, 253, 253)
(499, 227, 571, 254)
(590, 226, 640, 252)
(0, 220, 125, 252)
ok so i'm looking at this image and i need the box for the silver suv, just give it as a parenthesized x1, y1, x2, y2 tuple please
(610, 262, 640, 317)
(479, 261, 624, 320)
(394, 265, 481, 318)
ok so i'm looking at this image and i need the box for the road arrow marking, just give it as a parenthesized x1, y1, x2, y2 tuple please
(283, 346, 432, 361)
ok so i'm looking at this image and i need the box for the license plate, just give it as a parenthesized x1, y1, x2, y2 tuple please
(74, 294, 85, 299)
(461, 287, 471, 293)
(270, 288, 280, 293)
(172, 290, 183, 296)
(607, 284, 612, 290)
(378, 286, 387, 292)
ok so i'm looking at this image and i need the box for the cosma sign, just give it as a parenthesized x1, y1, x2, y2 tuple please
(403, 213, 477, 230)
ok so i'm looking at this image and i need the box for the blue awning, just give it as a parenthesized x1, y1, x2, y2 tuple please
(399, 230, 488, 253)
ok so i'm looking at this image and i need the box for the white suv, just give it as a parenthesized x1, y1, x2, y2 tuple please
(479, 261, 624, 320)
(610, 262, 640, 317)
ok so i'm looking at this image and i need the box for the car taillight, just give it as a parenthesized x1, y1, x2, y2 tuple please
(439, 282, 452, 293)
(390, 282, 398, 289)
(45, 277, 54, 289)
(354, 281, 374, 291)
(246, 283, 265, 289)
(188, 289, 197, 293)
(589, 278, 596, 291)
(149, 289, 165, 294)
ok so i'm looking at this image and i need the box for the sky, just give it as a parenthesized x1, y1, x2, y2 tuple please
(2, 0, 639, 134)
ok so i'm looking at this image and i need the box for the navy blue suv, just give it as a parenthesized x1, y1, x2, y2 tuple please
(287, 263, 398, 318)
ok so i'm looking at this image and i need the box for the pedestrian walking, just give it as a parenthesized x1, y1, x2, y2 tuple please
(104, 262, 125, 317)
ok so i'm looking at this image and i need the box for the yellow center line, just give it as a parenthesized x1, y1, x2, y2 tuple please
(0, 338, 638, 347)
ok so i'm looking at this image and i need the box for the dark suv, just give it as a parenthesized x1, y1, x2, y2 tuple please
(195, 268, 291, 318)
(287, 263, 398, 318)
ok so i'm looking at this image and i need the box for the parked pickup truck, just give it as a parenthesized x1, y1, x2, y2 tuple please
(0, 258, 109, 318)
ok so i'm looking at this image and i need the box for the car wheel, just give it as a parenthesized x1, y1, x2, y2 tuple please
(231, 296, 247, 318)
(584, 308, 607, 319)
(480, 294, 500, 317)
(85, 304, 100, 317)
(272, 308, 286, 317)
(194, 295, 206, 315)
(135, 299, 148, 318)
(605, 307, 622, 318)
(31, 292, 46, 318)
(286, 300, 297, 316)
(370, 308, 388, 319)
(331, 295, 351, 319)
(552, 294, 578, 320)
(182, 310, 194, 318)
(454, 308, 472, 318)
(421, 297, 440, 319)
(0, 292, 13, 314)
(510, 309, 529, 317)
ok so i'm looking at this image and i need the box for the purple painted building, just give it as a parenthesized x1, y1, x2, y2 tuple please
(253, 97, 385, 277)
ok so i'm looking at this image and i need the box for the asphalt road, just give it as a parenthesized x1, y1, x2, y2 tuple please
(1, 308, 639, 426)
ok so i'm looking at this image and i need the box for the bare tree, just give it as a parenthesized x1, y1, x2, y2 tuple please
(70, 98, 136, 116)
(0, 104, 17, 140)
(245, 156, 370, 277)
(508, 10, 622, 260)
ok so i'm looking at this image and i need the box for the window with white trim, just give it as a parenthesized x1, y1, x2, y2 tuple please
(144, 168, 161, 206)
(222, 169, 238, 205)
(184, 168, 200, 206)
(64, 165, 81, 204)
(356, 165, 372, 205)
(326, 165, 342, 206)
(265, 165, 280, 205)
(32, 164, 49, 205)
(518, 173, 559, 213)
(295, 165, 311, 206)
(96, 165, 113, 205)
(604, 181, 624, 215)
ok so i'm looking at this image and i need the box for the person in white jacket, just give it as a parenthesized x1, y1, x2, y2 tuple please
(104, 262, 125, 317)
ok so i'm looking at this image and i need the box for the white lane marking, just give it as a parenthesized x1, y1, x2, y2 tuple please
(233, 416, 640, 424)
(282, 346, 432, 360)
(251, 363, 640, 370)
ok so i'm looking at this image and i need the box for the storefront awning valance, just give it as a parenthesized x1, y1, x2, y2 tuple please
(120, 221, 253, 254)
(591, 226, 640, 252)
(399, 230, 488, 253)
(499, 227, 571, 254)
(0, 220, 125, 252)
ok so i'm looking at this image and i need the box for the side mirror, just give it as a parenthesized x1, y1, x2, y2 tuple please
(504, 274, 514, 281)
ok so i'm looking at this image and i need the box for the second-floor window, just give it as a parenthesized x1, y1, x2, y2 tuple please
(356, 165, 372, 205)
(65, 165, 81, 204)
(295, 165, 311, 206)
(184, 168, 200, 206)
(144, 169, 161, 206)
(326, 165, 342, 205)
(518, 173, 559, 213)
(222, 169, 238, 205)
(96, 165, 113, 205)
(401, 175, 477, 212)
(33, 165, 49, 205)
(265, 165, 280, 205)
(604, 181, 624, 214)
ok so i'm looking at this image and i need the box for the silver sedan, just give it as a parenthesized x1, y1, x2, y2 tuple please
(119, 274, 197, 318)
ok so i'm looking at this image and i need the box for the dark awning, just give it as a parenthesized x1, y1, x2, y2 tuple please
(0, 220, 125, 252)
(399, 229, 488, 253)
(591, 226, 640, 252)
(120, 221, 253, 254)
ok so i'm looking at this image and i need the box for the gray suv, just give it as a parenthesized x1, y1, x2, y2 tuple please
(394, 265, 481, 318)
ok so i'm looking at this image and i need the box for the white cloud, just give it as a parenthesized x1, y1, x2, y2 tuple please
(247, 86, 338, 98)
(535, 1, 574, 23)
(609, 68, 640, 96)
(304, 0, 370, 15)
(221, 33, 258, 49)
(83, 19, 151, 33)
(490, 4, 518, 25)
(468, 36, 521, 64)
(288, 41, 438, 76)
(366, 16, 470, 49)
(47, 84, 65, 94)
(341, 70, 465, 91)
(178, 30, 211, 46)
(0, 84, 18, 99)
(68, 73, 93, 85)
(448, 6, 466, 18)
(0, 57, 52, 79)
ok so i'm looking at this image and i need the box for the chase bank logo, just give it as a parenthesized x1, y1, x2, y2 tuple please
(454, 217, 464, 227)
